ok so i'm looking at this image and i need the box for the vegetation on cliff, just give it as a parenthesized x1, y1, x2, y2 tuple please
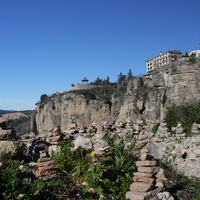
(166, 102, 200, 136)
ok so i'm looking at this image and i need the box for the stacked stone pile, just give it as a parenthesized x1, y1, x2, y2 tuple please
(34, 149, 57, 181)
(103, 121, 112, 132)
(191, 122, 200, 134)
(132, 122, 141, 137)
(115, 120, 125, 133)
(46, 126, 62, 144)
(136, 130, 149, 149)
(63, 118, 79, 138)
(152, 121, 170, 143)
(126, 118, 134, 131)
(126, 153, 161, 200)
(86, 124, 97, 135)
(173, 122, 186, 138)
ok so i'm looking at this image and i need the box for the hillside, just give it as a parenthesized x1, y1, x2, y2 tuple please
(2, 110, 35, 135)
(0, 109, 16, 115)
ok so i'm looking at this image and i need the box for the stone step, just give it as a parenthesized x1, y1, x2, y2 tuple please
(133, 172, 154, 178)
(136, 160, 156, 167)
(130, 182, 154, 192)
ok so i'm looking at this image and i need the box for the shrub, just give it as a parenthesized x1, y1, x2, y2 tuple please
(53, 135, 138, 200)
(0, 159, 59, 200)
(166, 102, 200, 136)
(151, 123, 160, 134)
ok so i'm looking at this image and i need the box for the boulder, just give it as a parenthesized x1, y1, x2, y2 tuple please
(0, 128, 17, 140)
(73, 135, 92, 151)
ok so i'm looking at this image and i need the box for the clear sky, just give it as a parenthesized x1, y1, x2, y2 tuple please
(0, 0, 200, 111)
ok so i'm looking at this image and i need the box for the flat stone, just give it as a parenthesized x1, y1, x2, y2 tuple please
(51, 135, 61, 142)
(37, 157, 52, 162)
(40, 152, 48, 158)
(136, 139, 148, 148)
(138, 166, 157, 173)
(126, 187, 162, 200)
(176, 127, 184, 134)
(136, 160, 156, 167)
(133, 176, 155, 184)
(130, 182, 154, 192)
(138, 134, 148, 141)
(140, 153, 152, 161)
(126, 191, 145, 200)
(134, 172, 154, 178)
(37, 160, 54, 167)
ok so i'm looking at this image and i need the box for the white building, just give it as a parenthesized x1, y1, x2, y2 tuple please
(146, 50, 182, 72)
(188, 50, 200, 57)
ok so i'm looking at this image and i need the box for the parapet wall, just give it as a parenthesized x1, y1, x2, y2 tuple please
(72, 84, 100, 90)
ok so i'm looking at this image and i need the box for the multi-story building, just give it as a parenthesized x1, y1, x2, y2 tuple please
(146, 50, 182, 72)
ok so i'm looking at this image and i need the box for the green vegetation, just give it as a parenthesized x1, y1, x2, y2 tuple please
(53, 134, 138, 199)
(151, 122, 160, 134)
(165, 102, 200, 136)
(0, 152, 58, 200)
(0, 134, 137, 199)
(2, 133, 200, 199)
(189, 53, 196, 65)
(69, 84, 126, 105)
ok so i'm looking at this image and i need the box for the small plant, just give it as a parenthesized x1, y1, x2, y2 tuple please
(0, 158, 59, 200)
(151, 123, 160, 134)
(166, 102, 200, 137)
(82, 134, 138, 199)
(53, 135, 138, 200)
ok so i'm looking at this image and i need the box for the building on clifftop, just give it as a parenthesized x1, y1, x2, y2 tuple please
(146, 50, 183, 72)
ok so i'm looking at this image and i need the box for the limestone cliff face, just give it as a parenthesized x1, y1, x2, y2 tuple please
(34, 58, 200, 134)
(35, 93, 119, 133)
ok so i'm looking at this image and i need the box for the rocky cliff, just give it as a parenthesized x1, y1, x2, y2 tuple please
(33, 57, 200, 134)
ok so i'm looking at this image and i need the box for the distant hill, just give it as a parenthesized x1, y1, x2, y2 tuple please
(1, 110, 35, 135)
(0, 109, 17, 115)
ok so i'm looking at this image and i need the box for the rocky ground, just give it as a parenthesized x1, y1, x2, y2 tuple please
(1, 116, 200, 199)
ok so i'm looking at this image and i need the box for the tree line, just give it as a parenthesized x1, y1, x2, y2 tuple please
(90, 69, 133, 87)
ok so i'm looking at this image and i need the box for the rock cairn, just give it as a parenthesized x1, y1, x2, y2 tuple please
(174, 122, 186, 138)
(34, 149, 56, 181)
(136, 130, 149, 149)
(191, 122, 200, 134)
(126, 153, 161, 200)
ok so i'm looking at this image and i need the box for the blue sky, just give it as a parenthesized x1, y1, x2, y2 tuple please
(0, 0, 200, 111)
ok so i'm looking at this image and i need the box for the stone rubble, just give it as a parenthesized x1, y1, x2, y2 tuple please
(2, 115, 200, 199)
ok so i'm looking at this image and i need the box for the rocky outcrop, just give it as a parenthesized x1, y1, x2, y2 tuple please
(33, 59, 200, 134)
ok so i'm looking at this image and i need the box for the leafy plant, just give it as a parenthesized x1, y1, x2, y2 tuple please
(0, 159, 59, 200)
(82, 134, 138, 199)
(151, 123, 160, 134)
(53, 134, 138, 200)
(166, 102, 200, 136)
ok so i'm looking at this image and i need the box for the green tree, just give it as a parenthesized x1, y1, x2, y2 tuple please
(189, 53, 196, 65)
(185, 51, 188, 57)
(127, 69, 133, 82)
(94, 76, 103, 85)
(117, 72, 126, 86)
(40, 94, 48, 102)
